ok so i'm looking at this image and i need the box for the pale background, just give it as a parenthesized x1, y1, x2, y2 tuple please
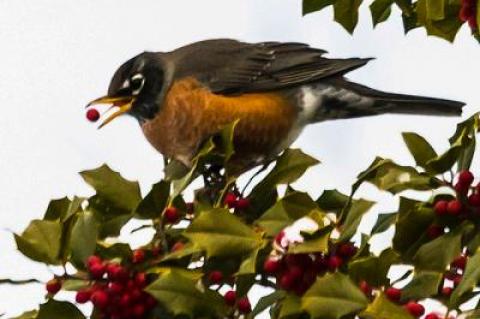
(0, 0, 479, 317)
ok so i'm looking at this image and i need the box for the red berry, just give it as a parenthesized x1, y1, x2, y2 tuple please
(337, 243, 357, 258)
(275, 231, 286, 247)
(459, 170, 474, 186)
(453, 274, 463, 286)
(86, 108, 100, 122)
(385, 287, 402, 302)
(236, 198, 250, 210)
(460, 6, 472, 21)
(119, 293, 132, 307)
(434, 200, 449, 216)
(135, 272, 147, 287)
(455, 182, 470, 195)
(279, 273, 295, 290)
(288, 266, 303, 280)
(404, 301, 425, 317)
(110, 266, 130, 282)
(441, 286, 453, 296)
(171, 241, 185, 252)
(313, 254, 329, 273)
(87, 255, 102, 267)
(186, 202, 195, 214)
(75, 289, 91, 303)
(327, 255, 343, 271)
(359, 280, 372, 296)
(132, 249, 146, 264)
(89, 263, 106, 279)
(224, 192, 238, 208)
(469, 194, 480, 207)
(46, 278, 62, 295)
(145, 295, 158, 308)
(208, 271, 223, 284)
(224, 290, 237, 306)
(237, 297, 251, 314)
(164, 207, 180, 224)
(425, 314, 441, 319)
(469, 16, 478, 29)
(91, 290, 109, 308)
(263, 258, 281, 274)
(108, 282, 124, 295)
(447, 200, 463, 215)
(451, 255, 467, 269)
(426, 225, 444, 239)
(132, 304, 146, 317)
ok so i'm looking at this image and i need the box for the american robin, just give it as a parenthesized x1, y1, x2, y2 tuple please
(87, 39, 464, 173)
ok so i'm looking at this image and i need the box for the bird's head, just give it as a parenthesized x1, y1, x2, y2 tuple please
(87, 52, 166, 127)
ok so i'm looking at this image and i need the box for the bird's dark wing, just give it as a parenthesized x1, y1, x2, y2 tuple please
(169, 39, 372, 95)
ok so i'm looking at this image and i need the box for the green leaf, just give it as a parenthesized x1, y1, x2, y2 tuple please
(219, 120, 239, 163)
(184, 208, 264, 258)
(303, 0, 335, 15)
(316, 189, 349, 213)
(360, 293, 413, 319)
(88, 195, 132, 239)
(161, 243, 202, 262)
(80, 164, 141, 211)
(302, 272, 369, 319)
(10, 310, 38, 319)
(416, 0, 463, 42)
(413, 222, 473, 271)
(426, 0, 445, 20)
(237, 247, 261, 275)
(401, 271, 443, 301)
(146, 269, 227, 318)
(250, 290, 286, 318)
(252, 149, 319, 197)
(333, 0, 363, 34)
(69, 210, 98, 267)
(15, 219, 62, 264)
(451, 249, 480, 307)
(370, 0, 394, 26)
(37, 300, 85, 319)
(371, 212, 397, 235)
(95, 242, 132, 261)
(449, 113, 480, 172)
(349, 248, 399, 287)
(289, 227, 332, 254)
(339, 199, 375, 241)
(135, 181, 170, 219)
(43, 197, 70, 220)
(279, 294, 303, 319)
(402, 132, 438, 168)
(257, 192, 318, 236)
(394, 0, 414, 16)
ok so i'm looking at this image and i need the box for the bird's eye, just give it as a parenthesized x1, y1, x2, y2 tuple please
(130, 73, 145, 95)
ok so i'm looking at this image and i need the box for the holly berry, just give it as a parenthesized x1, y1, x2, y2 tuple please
(132, 249, 146, 264)
(441, 286, 453, 296)
(459, 170, 474, 186)
(385, 287, 402, 302)
(89, 262, 106, 279)
(91, 290, 109, 308)
(208, 271, 223, 284)
(279, 273, 296, 290)
(171, 241, 185, 252)
(327, 255, 343, 271)
(237, 297, 252, 314)
(425, 314, 441, 319)
(87, 255, 103, 267)
(426, 225, 444, 239)
(132, 304, 146, 317)
(75, 290, 91, 304)
(337, 243, 357, 258)
(135, 272, 147, 287)
(263, 257, 281, 274)
(224, 192, 238, 208)
(46, 278, 62, 295)
(359, 280, 372, 296)
(469, 194, 480, 207)
(164, 207, 180, 224)
(86, 108, 100, 122)
(404, 301, 425, 317)
(451, 255, 467, 269)
(236, 198, 250, 210)
(447, 200, 463, 216)
(224, 290, 237, 306)
(434, 200, 449, 216)
(453, 274, 463, 286)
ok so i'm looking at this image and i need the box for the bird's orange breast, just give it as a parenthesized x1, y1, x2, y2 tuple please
(141, 77, 298, 166)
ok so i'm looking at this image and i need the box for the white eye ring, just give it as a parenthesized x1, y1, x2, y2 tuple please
(130, 73, 145, 95)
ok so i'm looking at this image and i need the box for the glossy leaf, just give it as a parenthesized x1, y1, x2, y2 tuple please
(289, 226, 332, 254)
(37, 300, 85, 319)
(371, 212, 397, 235)
(339, 198, 375, 241)
(303, 0, 335, 15)
(401, 271, 443, 301)
(360, 293, 413, 319)
(302, 272, 369, 318)
(370, 0, 394, 26)
(250, 290, 286, 318)
(451, 249, 480, 307)
(316, 189, 349, 213)
(69, 210, 98, 267)
(333, 0, 363, 34)
(135, 181, 170, 219)
(10, 310, 38, 319)
(402, 132, 438, 168)
(279, 294, 303, 319)
(349, 248, 399, 287)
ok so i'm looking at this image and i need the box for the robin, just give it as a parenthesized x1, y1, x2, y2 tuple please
(87, 39, 464, 173)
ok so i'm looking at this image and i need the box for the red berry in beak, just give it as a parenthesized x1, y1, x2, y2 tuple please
(86, 108, 100, 122)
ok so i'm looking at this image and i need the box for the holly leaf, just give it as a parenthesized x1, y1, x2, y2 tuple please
(135, 181, 170, 219)
(339, 198, 375, 242)
(333, 0, 362, 33)
(80, 165, 141, 211)
(256, 192, 318, 236)
(303, 0, 335, 15)
(402, 132, 438, 168)
(370, 0, 394, 26)
(15, 219, 62, 265)
(302, 272, 369, 319)
(413, 222, 474, 272)
(146, 268, 227, 318)
(37, 300, 85, 319)
(237, 247, 262, 275)
(451, 249, 480, 307)
(371, 212, 397, 235)
(161, 243, 202, 262)
(250, 291, 286, 318)
(349, 248, 399, 287)
(69, 210, 98, 267)
(184, 208, 264, 258)
(279, 294, 303, 319)
(401, 271, 443, 301)
(10, 310, 38, 319)
(415, 0, 463, 42)
(316, 189, 349, 213)
(360, 293, 413, 319)
(289, 226, 332, 254)
(426, 0, 445, 20)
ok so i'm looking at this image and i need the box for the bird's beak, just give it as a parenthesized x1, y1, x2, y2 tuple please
(86, 95, 135, 129)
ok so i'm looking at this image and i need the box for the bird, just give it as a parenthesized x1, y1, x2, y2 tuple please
(87, 39, 464, 174)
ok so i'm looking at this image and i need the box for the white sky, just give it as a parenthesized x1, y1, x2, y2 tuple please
(0, 0, 479, 317)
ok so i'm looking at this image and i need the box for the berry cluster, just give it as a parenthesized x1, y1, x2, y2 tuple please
(223, 290, 252, 314)
(75, 255, 157, 319)
(263, 236, 357, 296)
(384, 287, 425, 317)
(441, 254, 467, 297)
(223, 192, 250, 210)
(432, 171, 480, 223)
(460, 0, 478, 30)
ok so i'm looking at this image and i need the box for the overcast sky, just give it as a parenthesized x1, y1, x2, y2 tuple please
(0, 0, 479, 317)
